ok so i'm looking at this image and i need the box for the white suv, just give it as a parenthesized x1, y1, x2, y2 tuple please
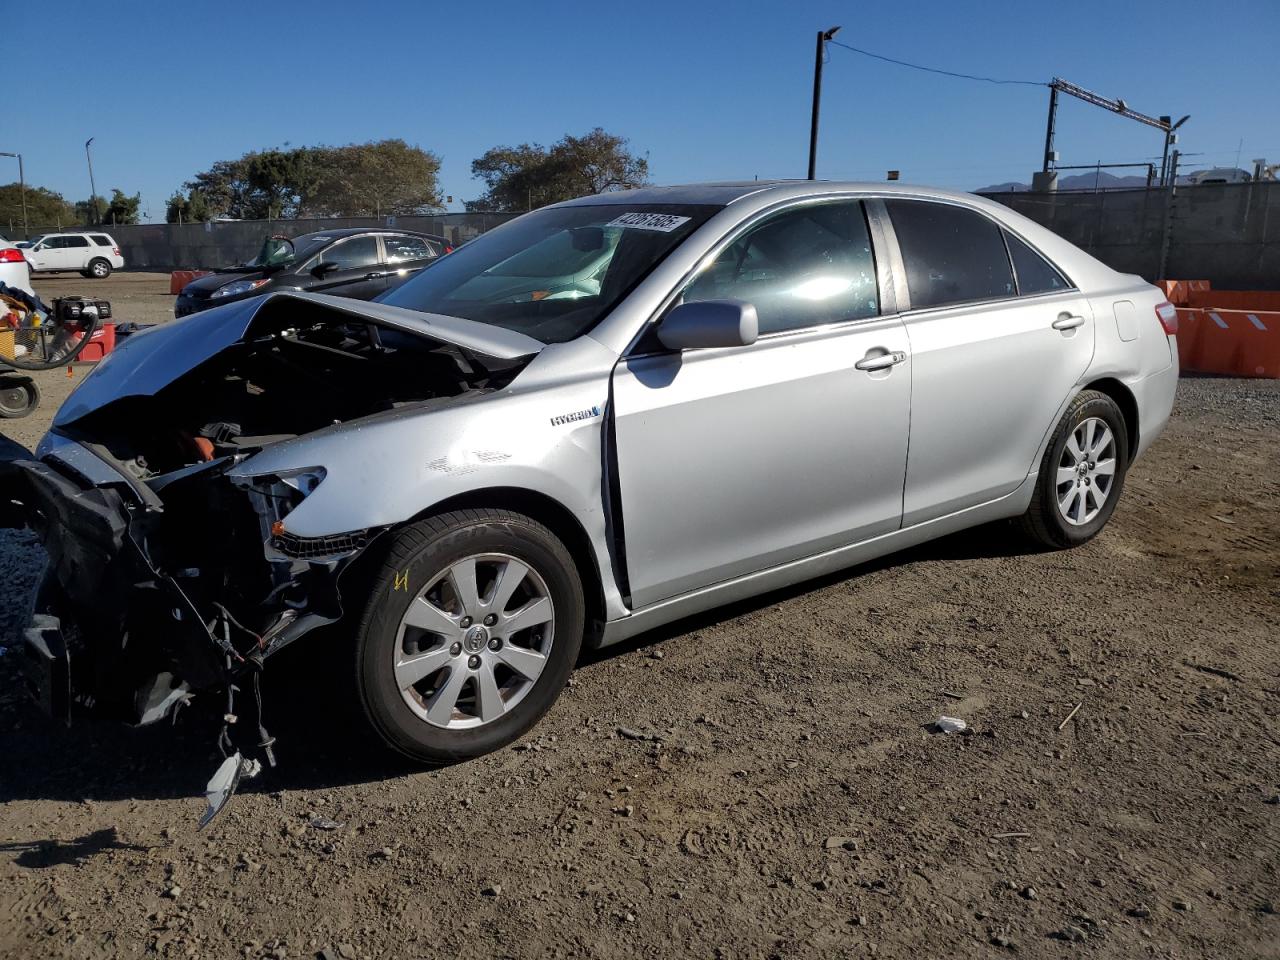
(23, 232, 125, 278)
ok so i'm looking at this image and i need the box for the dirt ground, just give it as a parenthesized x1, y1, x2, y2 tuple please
(0, 280, 1276, 959)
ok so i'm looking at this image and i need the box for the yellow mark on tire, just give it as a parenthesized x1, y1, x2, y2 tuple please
(393, 570, 409, 592)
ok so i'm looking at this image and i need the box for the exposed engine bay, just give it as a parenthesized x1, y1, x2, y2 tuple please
(1, 294, 535, 824)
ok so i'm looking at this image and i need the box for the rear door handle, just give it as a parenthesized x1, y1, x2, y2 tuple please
(1052, 314, 1086, 331)
(855, 350, 908, 371)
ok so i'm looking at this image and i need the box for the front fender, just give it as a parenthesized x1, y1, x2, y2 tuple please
(228, 378, 610, 543)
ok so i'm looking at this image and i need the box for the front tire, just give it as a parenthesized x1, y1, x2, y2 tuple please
(1018, 389, 1130, 549)
(354, 509, 584, 764)
(86, 258, 112, 279)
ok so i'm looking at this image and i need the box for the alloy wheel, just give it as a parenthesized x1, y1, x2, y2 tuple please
(393, 553, 555, 729)
(1056, 416, 1117, 526)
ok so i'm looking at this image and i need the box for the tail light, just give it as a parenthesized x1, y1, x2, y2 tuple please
(1155, 301, 1179, 336)
(443, 245, 453, 255)
(0, 248, 25, 263)
(113, 248, 121, 257)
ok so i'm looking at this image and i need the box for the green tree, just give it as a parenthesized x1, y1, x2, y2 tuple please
(182, 150, 308, 220)
(468, 128, 648, 212)
(75, 195, 108, 225)
(304, 140, 443, 217)
(101, 189, 141, 225)
(165, 188, 214, 224)
(0, 183, 76, 231)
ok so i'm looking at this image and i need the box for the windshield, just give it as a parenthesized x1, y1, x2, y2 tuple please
(240, 233, 331, 269)
(378, 204, 718, 343)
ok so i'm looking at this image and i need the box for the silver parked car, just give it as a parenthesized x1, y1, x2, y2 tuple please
(1, 181, 1179, 771)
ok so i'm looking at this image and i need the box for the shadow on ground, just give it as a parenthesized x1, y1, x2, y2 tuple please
(0, 520, 1033, 805)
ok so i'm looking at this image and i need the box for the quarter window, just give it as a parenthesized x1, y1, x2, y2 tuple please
(1004, 230, 1070, 295)
(316, 235, 379, 270)
(682, 201, 879, 335)
(90, 235, 113, 246)
(884, 200, 1015, 310)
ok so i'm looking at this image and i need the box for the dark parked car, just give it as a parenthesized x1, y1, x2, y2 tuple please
(174, 228, 450, 317)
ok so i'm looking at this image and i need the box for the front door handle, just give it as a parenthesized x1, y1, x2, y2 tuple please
(855, 350, 908, 372)
(1052, 314, 1086, 331)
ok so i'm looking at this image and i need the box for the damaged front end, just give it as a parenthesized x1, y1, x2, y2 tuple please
(0, 292, 538, 812)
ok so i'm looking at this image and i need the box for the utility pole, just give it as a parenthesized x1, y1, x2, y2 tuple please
(1041, 85, 1059, 173)
(807, 26, 841, 180)
(85, 137, 99, 225)
(1158, 115, 1190, 186)
(0, 151, 26, 234)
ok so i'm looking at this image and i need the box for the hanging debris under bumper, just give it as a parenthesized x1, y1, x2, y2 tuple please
(0, 431, 374, 730)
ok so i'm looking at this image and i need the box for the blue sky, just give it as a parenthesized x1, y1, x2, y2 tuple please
(8, 0, 1278, 223)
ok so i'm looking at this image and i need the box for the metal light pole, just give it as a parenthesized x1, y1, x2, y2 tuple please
(85, 137, 99, 225)
(0, 151, 26, 235)
(807, 26, 841, 180)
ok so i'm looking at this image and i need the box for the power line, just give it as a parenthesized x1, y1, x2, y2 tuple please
(827, 39, 1046, 88)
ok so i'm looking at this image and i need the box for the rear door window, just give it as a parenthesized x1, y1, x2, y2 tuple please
(682, 200, 879, 335)
(64, 236, 90, 248)
(316, 235, 380, 270)
(884, 200, 1015, 310)
(1003, 230, 1070, 295)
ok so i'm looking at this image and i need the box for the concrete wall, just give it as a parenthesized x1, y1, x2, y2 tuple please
(982, 181, 1279, 290)
(17, 213, 519, 271)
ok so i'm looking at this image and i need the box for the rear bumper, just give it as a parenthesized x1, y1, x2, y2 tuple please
(1130, 356, 1180, 463)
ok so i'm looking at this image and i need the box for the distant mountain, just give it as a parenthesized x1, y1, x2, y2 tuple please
(977, 170, 1170, 193)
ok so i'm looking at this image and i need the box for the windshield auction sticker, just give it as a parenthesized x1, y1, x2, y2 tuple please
(606, 212, 692, 232)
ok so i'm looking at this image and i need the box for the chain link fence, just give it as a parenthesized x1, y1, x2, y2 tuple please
(981, 181, 1279, 289)
(12, 182, 1279, 288)
(10, 213, 519, 271)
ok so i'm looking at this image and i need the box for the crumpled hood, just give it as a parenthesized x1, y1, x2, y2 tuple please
(55, 290, 545, 427)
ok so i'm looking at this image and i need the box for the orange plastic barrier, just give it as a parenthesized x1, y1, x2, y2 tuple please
(169, 270, 210, 295)
(1159, 280, 1212, 306)
(1175, 307, 1280, 378)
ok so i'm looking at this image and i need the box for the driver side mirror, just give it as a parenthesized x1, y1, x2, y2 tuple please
(658, 299, 758, 351)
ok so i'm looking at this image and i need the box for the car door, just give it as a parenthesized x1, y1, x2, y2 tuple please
(611, 199, 912, 608)
(382, 234, 440, 292)
(60, 235, 91, 270)
(27, 236, 60, 271)
(302, 234, 387, 300)
(881, 198, 1096, 526)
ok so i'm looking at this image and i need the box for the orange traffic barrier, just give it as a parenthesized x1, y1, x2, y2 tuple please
(1159, 280, 1212, 306)
(169, 270, 210, 295)
(1175, 307, 1280, 378)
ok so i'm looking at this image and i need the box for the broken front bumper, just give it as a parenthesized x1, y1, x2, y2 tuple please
(0, 432, 370, 727)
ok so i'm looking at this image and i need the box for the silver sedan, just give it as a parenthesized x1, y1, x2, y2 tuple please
(1, 181, 1179, 768)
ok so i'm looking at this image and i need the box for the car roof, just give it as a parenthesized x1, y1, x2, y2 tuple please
(295, 227, 447, 242)
(554, 180, 996, 208)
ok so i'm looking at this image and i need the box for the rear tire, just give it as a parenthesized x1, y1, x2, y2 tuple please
(354, 508, 584, 764)
(86, 258, 111, 279)
(1018, 389, 1129, 549)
